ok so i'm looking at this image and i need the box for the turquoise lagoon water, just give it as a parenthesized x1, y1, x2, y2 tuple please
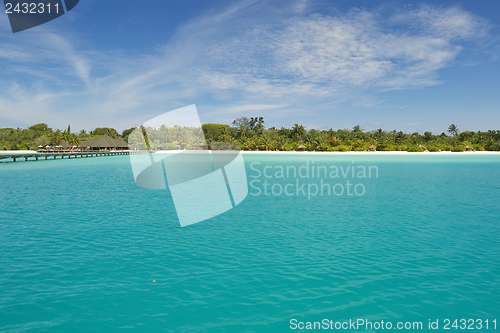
(1, 154, 499, 332)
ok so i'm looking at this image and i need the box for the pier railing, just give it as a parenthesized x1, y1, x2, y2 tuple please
(0, 150, 134, 162)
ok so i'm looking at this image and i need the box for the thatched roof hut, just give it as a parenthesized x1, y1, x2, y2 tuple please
(298, 144, 306, 150)
(81, 135, 128, 150)
(80, 138, 94, 147)
(113, 138, 129, 149)
(60, 140, 71, 148)
(369, 144, 377, 149)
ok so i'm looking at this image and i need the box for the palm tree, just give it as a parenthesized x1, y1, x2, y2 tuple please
(242, 138, 257, 151)
(328, 137, 342, 147)
(238, 124, 247, 138)
(292, 124, 306, 138)
(68, 133, 81, 146)
(278, 127, 291, 138)
(374, 128, 384, 139)
(61, 130, 71, 143)
(395, 131, 407, 144)
(351, 139, 366, 149)
(48, 130, 63, 146)
(352, 125, 363, 133)
(448, 124, 459, 137)
(258, 134, 273, 151)
(275, 135, 289, 150)
(128, 129, 147, 149)
(310, 137, 324, 151)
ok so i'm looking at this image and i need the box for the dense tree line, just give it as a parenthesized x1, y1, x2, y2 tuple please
(0, 123, 135, 150)
(2, 120, 499, 151)
(128, 125, 205, 150)
(202, 119, 500, 152)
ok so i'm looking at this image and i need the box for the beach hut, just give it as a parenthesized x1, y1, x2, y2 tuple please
(298, 144, 306, 151)
(80, 138, 94, 149)
(113, 138, 129, 150)
(464, 145, 472, 151)
(82, 135, 127, 151)
(60, 140, 71, 149)
(89, 135, 117, 150)
(369, 144, 377, 151)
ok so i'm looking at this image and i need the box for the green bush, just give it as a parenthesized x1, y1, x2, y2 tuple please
(406, 145, 424, 152)
(428, 146, 440, 152)
(333, 145, 351, 151)
(487, 142, 500, 151)
(380, 145, 395, 151)
(472, 144, 484, 151)
(91, 127, 119, 138)
(202, 123, 231, 141)
(451, 146, 465, 152)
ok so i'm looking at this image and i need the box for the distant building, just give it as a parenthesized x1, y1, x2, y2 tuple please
(80, 135, 129, 151)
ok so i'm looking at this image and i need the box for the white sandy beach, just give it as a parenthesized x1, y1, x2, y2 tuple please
(237, 150, 500, 155)
(2, 150, 500, 155)
(0, 151, 39, 154)
(149, 150, 500, 155)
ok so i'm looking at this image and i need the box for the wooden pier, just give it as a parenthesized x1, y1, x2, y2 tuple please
(0, 151, 130, 163)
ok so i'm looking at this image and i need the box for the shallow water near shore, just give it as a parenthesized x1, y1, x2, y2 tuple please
(1, 154, 500, 332)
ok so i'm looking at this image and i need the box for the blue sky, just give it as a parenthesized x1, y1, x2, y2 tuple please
(0, 0, 499, 134)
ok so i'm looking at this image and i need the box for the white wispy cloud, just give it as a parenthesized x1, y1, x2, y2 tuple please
(193, 5, 489, 94)
(0, 1, 492, 131)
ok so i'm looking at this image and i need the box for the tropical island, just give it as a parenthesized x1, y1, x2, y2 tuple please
(1, 118, 500, 152)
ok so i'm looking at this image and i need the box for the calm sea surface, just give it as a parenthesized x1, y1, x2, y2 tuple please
(1, 154, 499, 332)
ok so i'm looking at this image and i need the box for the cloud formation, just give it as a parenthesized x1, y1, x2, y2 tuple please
(0, 1, 492, 130)
(194, 5, 489, 95)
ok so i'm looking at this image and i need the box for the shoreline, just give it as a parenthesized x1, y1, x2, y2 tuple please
(2, 150, 500, 156)
(0, 150, 39, 154)
(150, 150, 500, 155)
(237, 150, 500, 155)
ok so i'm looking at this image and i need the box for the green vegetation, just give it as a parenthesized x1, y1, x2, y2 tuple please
(90, 127, 120, 138)
(128, 125, 206, 150)
(197, 118, 500, 152)
(0, 123, 132, 150)
(2, 120, 500, 152)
